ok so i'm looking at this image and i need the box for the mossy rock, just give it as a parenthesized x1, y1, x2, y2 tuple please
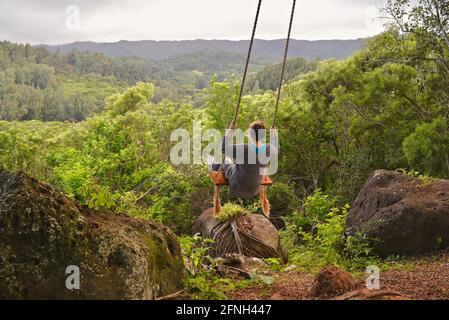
(0, 171, 185, 299)
(346, 170, 449, 257)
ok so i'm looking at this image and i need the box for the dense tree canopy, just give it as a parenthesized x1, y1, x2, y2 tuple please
(0, 42, 274, 121)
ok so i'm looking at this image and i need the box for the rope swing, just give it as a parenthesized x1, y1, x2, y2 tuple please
(210, 0, 297, 217)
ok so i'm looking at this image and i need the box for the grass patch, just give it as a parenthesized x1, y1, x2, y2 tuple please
(219, 203, 249, 222)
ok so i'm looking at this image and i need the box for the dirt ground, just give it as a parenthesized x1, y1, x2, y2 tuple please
(227, 249, 449, 300)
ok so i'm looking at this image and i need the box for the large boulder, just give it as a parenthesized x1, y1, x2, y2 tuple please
(345, 170, 449, 257)
(193, 208, 287, 263)
(0, 171, 185, 299)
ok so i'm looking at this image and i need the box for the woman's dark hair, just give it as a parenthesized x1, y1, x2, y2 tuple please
(249, 121, 266, 142)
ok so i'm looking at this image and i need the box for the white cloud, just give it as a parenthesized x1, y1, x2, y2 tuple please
(0, 0, 387, 44)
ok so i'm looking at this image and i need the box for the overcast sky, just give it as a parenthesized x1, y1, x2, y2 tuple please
(0, 0, 387, 45)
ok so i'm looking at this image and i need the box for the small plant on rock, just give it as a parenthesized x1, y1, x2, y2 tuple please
(219, 203, 249, 222)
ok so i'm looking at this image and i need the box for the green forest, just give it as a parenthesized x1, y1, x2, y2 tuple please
(1, 0, 449, 300)
(0, 41, 289, 121)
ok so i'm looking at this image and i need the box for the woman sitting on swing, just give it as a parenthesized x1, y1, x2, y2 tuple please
(208, 120, 279, 217)
(206, 0, 296, 218)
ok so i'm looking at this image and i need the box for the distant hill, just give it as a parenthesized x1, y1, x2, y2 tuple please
(39, 39, 365, 61)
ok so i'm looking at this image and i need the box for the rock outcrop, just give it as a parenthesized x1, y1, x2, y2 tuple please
(310, 266, 357, 297)
(194, 208, 287, 263)
(0, 171, 185, 299)
(345, 170, 449, 257)
(335, 289, 409, 300)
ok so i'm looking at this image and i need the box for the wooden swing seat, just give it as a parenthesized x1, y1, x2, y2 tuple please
(210, 170, 272, 218)
(209, 170, 273, 187)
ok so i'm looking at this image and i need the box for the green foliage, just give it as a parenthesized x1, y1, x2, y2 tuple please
(183, 275, 228, 300)
(106, 82, 154, 116)
(396, 168, 435, 189)
(204, 76, 240, 130)
(0, 41, 271, 121)
(246, 56, 318, 92)
(140, 164, 193, 234)
(40, 82, 200, 234)
(180, 235, 227, 300)
(403, 117, 449, 176)
(287, 190, 337, 232)
(46, 146, 92, 199)
(84, 184, 119, 210)
(56, 73, 125, 112)
(3, 16, 449, 234)
(180, 234, 215, 276)
(263, 258, 282, 272)
(0, 42, 127, 121)
(282, 191, 377, 272)
(219, 203, 248, 222)
(0, 120, 71, 179)
(266, 179, 301, 216)
(303, 190, 338, 223)
(275, 25, 449, 200)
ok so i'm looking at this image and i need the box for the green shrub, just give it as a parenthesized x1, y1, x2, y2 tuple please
(403, 117, 449, 178)
(282, 190, 378, 272)
(287, 189, 338, 233)
(137, 164, 192, 234)
(266, 179, 301, 216)
(180, 234, 227, 300)
(219, 203, 249, 222)
(263, 258, 282, 272)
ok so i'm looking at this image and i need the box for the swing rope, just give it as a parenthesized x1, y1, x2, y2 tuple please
(220, 0, 263, 174)
(232, 0, 263, 126)
(231, 0, 297, 128)
(273, 0, 297, 127)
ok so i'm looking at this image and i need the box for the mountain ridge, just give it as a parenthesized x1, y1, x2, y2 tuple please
(38, 38, 366, 61)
